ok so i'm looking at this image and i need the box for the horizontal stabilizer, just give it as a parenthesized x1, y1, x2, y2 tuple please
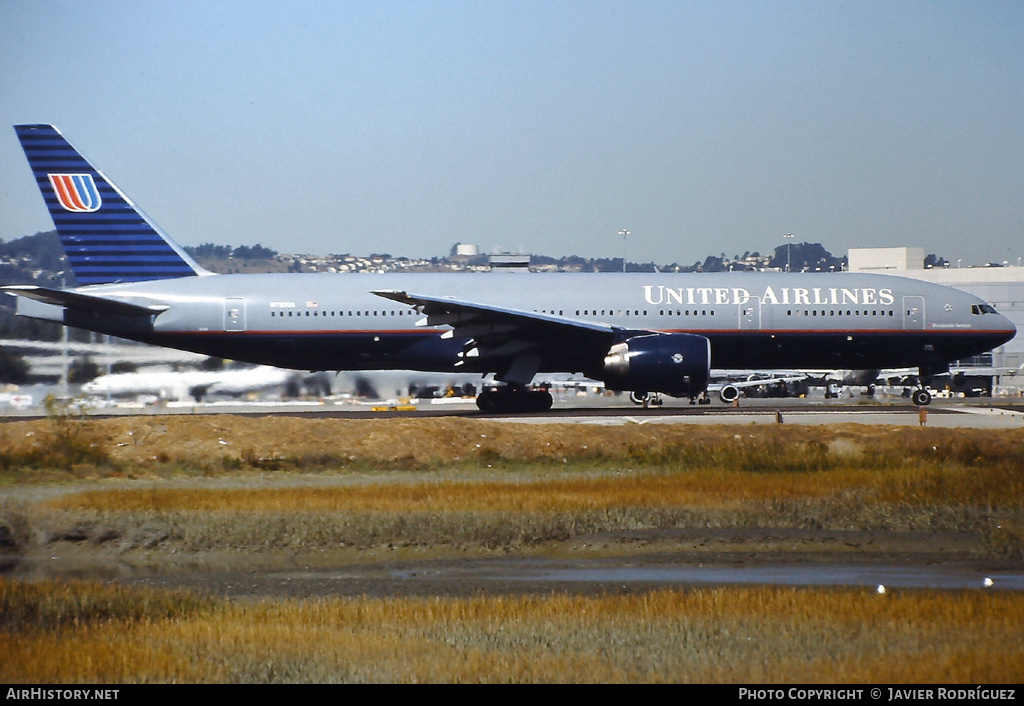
(2, 285, 169, 318)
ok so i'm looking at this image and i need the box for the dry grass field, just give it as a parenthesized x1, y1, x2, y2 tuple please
(3, 578, 1023, 683)
(1, 413, 1023, 682)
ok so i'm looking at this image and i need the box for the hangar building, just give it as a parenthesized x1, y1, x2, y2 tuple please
(849, 247, 1023, 392)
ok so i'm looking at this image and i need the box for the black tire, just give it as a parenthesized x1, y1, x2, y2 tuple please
(476, 391, 498, 413)
(476, 389, 552, 413)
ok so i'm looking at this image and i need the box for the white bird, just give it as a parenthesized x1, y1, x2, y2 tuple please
(877, 584, 886, 594)
(984, 577, 994, 588)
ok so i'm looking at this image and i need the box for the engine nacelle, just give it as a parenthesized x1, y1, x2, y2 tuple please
(602, 333, 711, 398)
(719, 384, 740, 403)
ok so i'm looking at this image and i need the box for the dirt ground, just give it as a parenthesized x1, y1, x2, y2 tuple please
(0, 412, 920, 467)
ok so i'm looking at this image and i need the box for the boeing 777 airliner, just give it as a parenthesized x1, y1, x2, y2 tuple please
(3, 125, 1015, 412)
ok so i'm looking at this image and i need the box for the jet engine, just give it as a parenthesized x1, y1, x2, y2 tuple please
(602, 333, 711, 398)
(718, 384, 740, 404)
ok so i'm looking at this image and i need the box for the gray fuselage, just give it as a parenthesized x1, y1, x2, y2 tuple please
(23, 270, 1014, 382)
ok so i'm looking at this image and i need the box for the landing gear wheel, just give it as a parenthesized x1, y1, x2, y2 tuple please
(476, 391, 498, 413)
(911, 388, 931, 406)
(476, 388, 553, 414)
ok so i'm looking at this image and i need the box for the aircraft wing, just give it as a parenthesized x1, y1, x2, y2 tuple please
(373, 289, 625, 384)
(709, 374, 807, 388)
(2, 285, 169, 318)
(706, 371, 810, 403)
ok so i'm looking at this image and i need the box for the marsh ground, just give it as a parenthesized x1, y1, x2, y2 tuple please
(5, 414, 1024, 682)
(2, 414, 1022, 599)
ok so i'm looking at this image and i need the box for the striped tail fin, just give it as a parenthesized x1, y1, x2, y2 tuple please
(14, 124, 208, 285)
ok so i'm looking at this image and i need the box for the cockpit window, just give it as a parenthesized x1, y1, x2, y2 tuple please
(971, 304, 998, 315)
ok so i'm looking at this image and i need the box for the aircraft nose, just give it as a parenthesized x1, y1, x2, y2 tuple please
(996, 312, 1017, 342)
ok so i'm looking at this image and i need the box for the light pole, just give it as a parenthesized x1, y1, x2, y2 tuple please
(784, 232, 794, 272)
(619, 229, 630, 272)
(51, 268, 69, 398)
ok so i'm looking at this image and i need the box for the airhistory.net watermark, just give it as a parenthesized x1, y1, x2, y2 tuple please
(6, 690, 119, 701)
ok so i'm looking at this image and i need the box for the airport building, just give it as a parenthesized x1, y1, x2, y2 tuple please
(849, 247, 1024, 391)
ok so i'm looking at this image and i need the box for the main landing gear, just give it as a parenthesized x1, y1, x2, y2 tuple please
(476, 385, 554, 413)
(911, 388, 931, 406)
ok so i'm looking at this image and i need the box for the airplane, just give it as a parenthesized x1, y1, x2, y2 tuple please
(2, 124, 1016, 413)
(708, 371, 814, 405)
(699, 368, 908, 405)
(80, 365, 293, 402)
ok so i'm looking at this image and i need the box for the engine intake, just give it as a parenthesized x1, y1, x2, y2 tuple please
(602, 333, 710, 397)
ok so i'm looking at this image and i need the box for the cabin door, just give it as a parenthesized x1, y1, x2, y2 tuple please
(224, 298, 247, 332)
(902, 296, 924, 330)
(739, 297, 761, 330)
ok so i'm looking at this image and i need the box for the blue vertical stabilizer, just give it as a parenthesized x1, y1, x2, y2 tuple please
(14, 124, 207, 285)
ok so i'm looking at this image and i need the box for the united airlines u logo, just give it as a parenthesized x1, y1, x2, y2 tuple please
(48, 173, 102, 212)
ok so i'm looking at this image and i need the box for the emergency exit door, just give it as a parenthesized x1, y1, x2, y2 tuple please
(224, 298, 247, 332)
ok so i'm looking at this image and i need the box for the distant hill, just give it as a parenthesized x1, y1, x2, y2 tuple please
(184, 243, 291, 274)
(0, 230, 859, 283)
(0, 231, 67, 285)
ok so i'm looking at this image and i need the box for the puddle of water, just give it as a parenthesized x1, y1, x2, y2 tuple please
(499, 565, 1024, 590)
(7, 555, 1023, 593)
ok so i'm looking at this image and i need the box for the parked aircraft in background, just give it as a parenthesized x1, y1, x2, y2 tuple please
(703, 365, 1005, 404)
(699, 371, 811, 406)
(3, 125, 1016, 412)
(81, 365, 292, 402)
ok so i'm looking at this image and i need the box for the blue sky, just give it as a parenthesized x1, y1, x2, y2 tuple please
(2, 0, 1022, 266)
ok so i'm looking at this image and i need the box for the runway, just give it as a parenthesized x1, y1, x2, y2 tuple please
(39, 395, 1024, 429)
(505, 399, 1024, 428)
